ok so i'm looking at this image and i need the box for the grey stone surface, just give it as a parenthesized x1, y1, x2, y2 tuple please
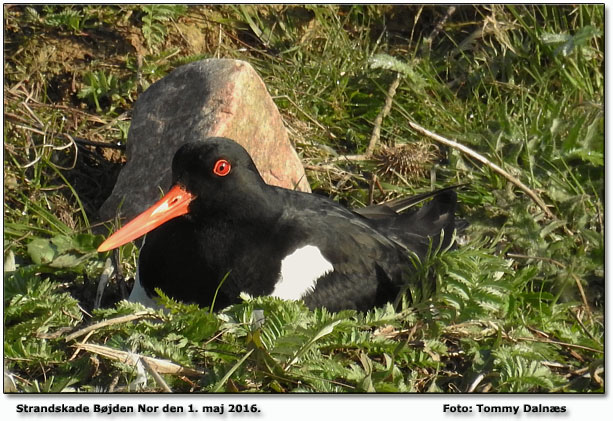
(99, 58, 310, 221)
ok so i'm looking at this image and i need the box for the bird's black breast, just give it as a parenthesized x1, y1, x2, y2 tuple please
(138, 216, 289, 310)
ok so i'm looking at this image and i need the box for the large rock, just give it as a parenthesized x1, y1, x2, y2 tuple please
(99, 59, 310, 221)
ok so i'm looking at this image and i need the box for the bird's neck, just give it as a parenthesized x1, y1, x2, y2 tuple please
(191, 183, 283, 226)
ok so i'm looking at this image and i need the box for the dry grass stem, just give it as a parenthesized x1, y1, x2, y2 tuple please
(407, 120, 561, 222)
(65, 311, 160, 342)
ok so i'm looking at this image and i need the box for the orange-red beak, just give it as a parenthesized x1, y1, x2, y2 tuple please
(97, 185, 195, 252)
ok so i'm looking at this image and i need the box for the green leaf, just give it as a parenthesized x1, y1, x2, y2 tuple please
(211, 349, 254, 393)
(181, 311, 220, 343)
(26, 234, 99, 269)
(27, 238, 57, 265)
(285, 318, 342, 369)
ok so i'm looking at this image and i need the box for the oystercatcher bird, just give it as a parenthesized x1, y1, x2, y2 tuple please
(98, 137, 461, 312)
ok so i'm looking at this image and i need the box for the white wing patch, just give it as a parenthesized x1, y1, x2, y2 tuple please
(271, 245, 334, 300)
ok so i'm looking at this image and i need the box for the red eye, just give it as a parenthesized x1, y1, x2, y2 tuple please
(213, 159, 231, 176)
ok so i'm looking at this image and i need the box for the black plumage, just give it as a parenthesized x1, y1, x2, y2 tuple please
(100, 137, 462, 312)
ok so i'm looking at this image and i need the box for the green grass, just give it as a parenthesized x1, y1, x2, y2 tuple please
(3, 5, 603, 392)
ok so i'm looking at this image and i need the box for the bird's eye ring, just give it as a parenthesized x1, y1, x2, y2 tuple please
(213, 159, 231, 176)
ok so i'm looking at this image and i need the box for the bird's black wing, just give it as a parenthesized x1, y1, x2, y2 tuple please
(273, 191, 416, 311)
